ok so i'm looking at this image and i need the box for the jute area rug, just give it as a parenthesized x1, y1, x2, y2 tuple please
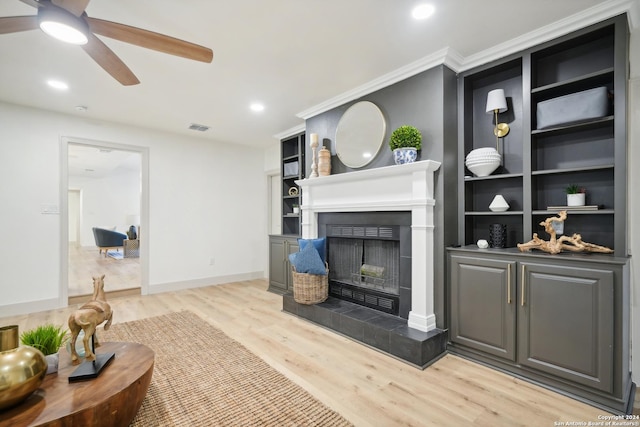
(100, 311, 353, 427)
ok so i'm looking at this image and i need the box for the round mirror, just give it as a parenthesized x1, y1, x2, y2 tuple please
(335, 101, 386, 168)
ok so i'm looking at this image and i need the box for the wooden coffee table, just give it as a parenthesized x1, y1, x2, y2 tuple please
(0, 342, 154, 427)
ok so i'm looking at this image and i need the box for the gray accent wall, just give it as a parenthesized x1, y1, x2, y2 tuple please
(304, 64, 459, 329)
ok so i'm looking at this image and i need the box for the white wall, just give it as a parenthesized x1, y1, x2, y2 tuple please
(70, 170, 141, 247)
(0, 102, 267, 314)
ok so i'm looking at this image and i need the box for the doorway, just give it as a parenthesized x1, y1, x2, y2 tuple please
(60, 138, 149, 305)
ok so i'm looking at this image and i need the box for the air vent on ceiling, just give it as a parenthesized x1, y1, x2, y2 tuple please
(188, 123, 210, 132)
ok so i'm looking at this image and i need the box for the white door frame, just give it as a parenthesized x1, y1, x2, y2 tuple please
(59, 136, 150, 306)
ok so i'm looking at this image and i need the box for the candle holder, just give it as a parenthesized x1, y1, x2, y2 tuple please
(309, 133, 319, 178)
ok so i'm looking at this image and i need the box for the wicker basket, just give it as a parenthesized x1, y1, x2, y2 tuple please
(291, 264, 329, 305)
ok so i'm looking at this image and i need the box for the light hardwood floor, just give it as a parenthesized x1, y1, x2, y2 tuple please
(1, 279, 623, 426)
(68, 245, 140, 297)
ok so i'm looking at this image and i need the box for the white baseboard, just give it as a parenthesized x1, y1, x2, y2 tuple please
(0, 297, 61, 318)
(147, 271, 265, 294)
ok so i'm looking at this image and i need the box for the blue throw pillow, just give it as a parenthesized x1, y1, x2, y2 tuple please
(288, 252, 297, 265)
(293, 242, 327, 275)
(298, 237, 326, 264)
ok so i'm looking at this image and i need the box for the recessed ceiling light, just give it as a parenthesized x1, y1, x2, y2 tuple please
(250, 103, 265, 112)
(47, 79, 68, 90)
(412, 4, 435, 20)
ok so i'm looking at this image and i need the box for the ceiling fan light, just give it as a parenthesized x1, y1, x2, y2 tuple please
(38, 6, 89, 45)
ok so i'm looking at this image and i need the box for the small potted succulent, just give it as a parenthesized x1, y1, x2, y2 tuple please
(565, 184, 586, 206)
(21, 324, 69, 374)
(389, 125, 422, 165)
(292, 204, 300, 214)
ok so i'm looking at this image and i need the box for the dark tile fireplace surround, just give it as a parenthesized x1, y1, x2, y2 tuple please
(283, 212, 447, 368)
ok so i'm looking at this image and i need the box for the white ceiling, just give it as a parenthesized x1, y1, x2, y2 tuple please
(0, 0, 635, 150)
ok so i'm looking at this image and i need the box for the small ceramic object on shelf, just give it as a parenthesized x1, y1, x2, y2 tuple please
(465, 147, 501, 177)
(566, 193, 586, 206)
(489, 194, 510, 212)
(489, 223, 507, 248)
(477, 239, 489, 249)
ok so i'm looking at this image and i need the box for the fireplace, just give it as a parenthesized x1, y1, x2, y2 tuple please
(297, 160, 441, 332)
(319, 212, 411, 317)
(283, 160, 446, 366)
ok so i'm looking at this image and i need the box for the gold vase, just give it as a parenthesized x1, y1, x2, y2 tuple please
(0, 325, 47, 411)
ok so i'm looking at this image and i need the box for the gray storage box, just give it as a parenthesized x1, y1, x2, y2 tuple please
(536, 86, 609, 129)
(283, 161, 298, 177)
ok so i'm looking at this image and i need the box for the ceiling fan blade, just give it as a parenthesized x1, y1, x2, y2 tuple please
(51, 0, 90, 17)
(19, 0, 44, 8)
(82, 33, 140, 85)
(0, 16, 39, 34)
(86, 17, 213, 63)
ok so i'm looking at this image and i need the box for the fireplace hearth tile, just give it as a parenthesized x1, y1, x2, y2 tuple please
(282, 294, 446, 368)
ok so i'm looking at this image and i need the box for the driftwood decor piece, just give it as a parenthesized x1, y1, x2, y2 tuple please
(517, 210, 613, 254)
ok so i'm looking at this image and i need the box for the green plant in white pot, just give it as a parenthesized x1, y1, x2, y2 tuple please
(389, 125, 422, 165)
(21, 324, 68, 374)
(565, 184, 586, 207)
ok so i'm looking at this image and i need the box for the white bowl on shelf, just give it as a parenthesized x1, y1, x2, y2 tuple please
(465, 147, 501, 177)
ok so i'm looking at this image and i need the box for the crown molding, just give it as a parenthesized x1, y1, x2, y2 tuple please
(289, 0, 636, 126)
(273, 123, 305, 140)
(296, 47, 461, 120)
(460, 0, 637, 72)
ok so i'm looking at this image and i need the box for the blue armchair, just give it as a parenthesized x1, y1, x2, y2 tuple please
(92, 227, 127, 257)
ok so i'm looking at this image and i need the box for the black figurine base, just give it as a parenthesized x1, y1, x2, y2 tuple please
(68, 352, 115, 383)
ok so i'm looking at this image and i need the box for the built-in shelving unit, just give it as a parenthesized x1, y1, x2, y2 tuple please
(280, 132, 305, 235)
(457, 15, 627, 255)
(451, 15, 631, 414)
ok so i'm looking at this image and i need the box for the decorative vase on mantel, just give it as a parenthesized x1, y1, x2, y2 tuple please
(0, 325, 47, 410)
(392, 148, 418, 165)
(318, 146, 331, 176)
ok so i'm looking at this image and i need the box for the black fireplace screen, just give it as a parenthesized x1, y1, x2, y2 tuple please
(327, 237, 400, 295)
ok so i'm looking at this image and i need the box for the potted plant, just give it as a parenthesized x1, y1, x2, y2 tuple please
(293, 204, 300, 214)
(21, 324, 68, 374)
(565, 184, 586, 206)
(389, 125, 422, 165)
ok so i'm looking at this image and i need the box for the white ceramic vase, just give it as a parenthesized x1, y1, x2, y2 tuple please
(465, 147, 501, 177)
(489, 194, 510, 212)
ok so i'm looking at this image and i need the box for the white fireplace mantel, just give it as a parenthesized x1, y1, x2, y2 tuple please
(295, 159, 441, 332)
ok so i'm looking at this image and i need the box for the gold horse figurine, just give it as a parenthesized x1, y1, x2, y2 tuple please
(68, 275, 113, 365)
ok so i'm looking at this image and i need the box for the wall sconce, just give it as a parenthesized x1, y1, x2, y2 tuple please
(485, 89, 510, 152)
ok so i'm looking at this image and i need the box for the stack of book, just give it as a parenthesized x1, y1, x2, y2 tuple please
(547, 205, 600, 211)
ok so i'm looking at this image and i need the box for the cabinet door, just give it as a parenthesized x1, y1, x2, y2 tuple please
(518, 262, 614, 392)
(450, 255, 516, 361)
(268, 238, 287, 293)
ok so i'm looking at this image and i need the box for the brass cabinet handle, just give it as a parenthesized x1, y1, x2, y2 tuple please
(507, 263, 512, 304)
(521, 264, 526, 306)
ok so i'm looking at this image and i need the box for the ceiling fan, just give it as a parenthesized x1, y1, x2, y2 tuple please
(0, 0, 213, 85)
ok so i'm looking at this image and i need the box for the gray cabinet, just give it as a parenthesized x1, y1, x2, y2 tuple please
(450, 256, 516, 361)
(448, 249, 630, 413)
(518, 262, 614, 393)
(268, 235, 299, 294)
